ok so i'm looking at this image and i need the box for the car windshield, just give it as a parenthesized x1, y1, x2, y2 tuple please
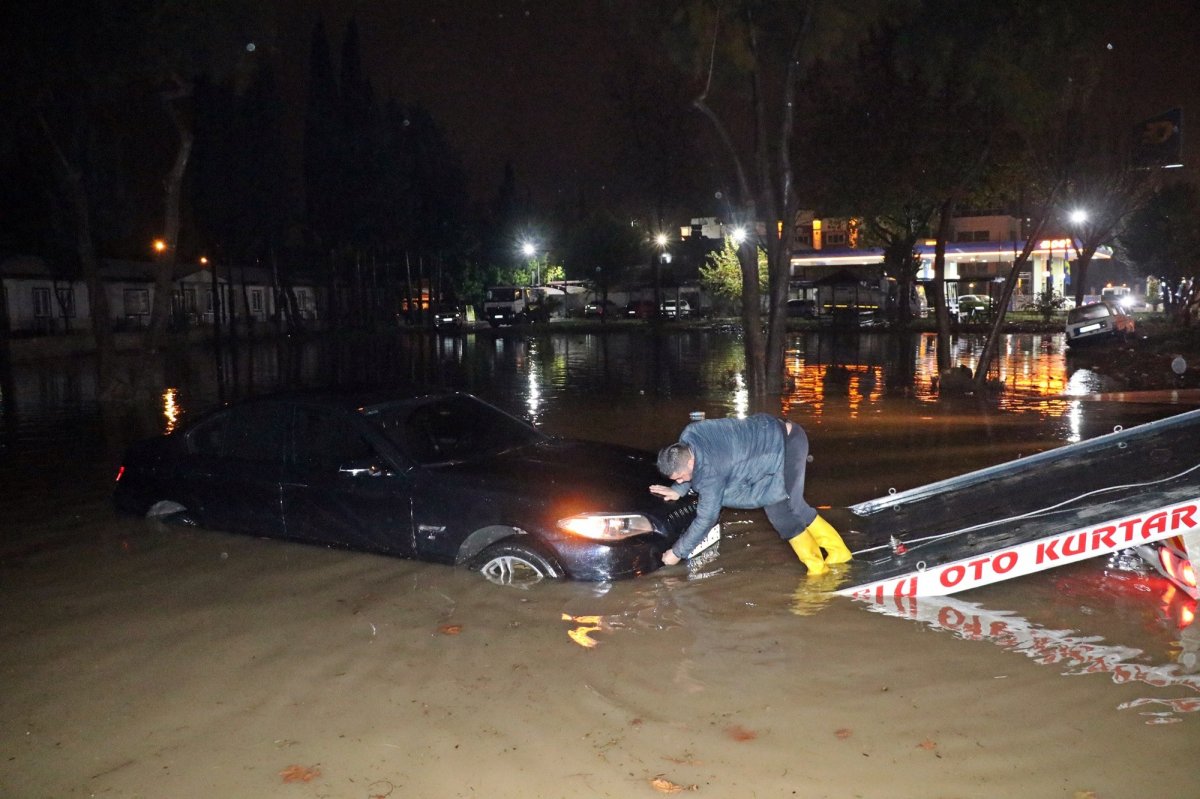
(1068, 304, 1112, 323)
(367, 394, 545, 465)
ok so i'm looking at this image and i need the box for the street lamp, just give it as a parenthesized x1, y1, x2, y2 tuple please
(730, 227, 747, 245)
(521, 241, 539, 286)
(152, 238, 167, 254)
(652, 233, 671, 319)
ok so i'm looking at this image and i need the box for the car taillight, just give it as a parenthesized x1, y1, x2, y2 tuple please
(115, 465, 125, 482)
(1158, 546, 1197, 589)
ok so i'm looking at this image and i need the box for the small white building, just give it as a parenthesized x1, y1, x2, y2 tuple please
(0, 256, 320, 335)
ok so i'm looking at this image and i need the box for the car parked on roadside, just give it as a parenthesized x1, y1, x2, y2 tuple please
(660, 298, 691, 318)
(112, 388, 706, 587)
(583, 299, 618, 319)
(625, 300, 656, 319)
(433, 304, 467, 332)
(1065, 301, 1136, 345)
(786, 298, 817, 319)
(957, 294, 995, 319)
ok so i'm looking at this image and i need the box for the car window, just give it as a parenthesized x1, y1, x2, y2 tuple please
(293, 407, 378, 470)
(1068, 304, 1112, 323)
(370, 395, 544, 465)
(187, 402, 288, 464)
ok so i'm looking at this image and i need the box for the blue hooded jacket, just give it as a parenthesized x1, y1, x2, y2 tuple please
(670, 413, 786, 557)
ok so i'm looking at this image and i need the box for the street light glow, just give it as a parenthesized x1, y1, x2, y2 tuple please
(654, 233, 668, 248)
(731, 227, 747, 245)
(521, 241, 536, 257)
(1069, 209, 1088, 225)
(152, 239, 167, 253)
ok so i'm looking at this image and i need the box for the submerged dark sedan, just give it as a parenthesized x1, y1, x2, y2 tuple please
(113, 388, 703, 586)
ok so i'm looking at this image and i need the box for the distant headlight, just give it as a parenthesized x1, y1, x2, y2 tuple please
(557, 513, 654, 541)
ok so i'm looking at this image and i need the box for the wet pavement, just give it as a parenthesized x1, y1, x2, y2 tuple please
(2, 328, 1198, 797)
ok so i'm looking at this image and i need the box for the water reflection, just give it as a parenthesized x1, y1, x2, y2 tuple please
(161, 388, 180, 434)
(1, 329, 1138, 445)
(781, 331, 1079, 420)
(861, 592, 1200, 724)
(0, 328, 1180, 531)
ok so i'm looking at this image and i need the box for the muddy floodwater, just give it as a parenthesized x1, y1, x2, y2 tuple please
(2, 328, 1199, 798)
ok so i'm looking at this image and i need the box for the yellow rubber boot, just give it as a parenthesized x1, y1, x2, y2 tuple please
(788, 531, 829, 576)
(806, 515, 853, 564)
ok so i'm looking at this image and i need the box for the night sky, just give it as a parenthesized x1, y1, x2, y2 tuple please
(274, 1, 647, 205)
(269, 0, 1200, 206)
(1092, 0, 1199, 181)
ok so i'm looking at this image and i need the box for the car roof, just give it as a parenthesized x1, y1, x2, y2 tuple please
(209, 385, 459, 416)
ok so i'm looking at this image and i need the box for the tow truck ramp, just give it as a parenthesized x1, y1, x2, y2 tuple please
(834, 408, 1200, 600)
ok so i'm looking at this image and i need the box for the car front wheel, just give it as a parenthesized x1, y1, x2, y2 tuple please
(472, 541, 563, 587)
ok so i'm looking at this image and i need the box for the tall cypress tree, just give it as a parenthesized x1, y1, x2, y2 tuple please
(336, 18, 377, 250)
(303, 19, 339, 254)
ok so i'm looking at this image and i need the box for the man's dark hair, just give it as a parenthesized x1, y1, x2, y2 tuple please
(657, 442, 692, 478)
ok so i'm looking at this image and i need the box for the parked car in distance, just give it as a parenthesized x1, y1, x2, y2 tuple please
(660, 298, 691, 318)
(433, 304, 467, 332)
(625, 299, 656, 320)
(112, 388, 706, 587)
(583, 299, 618, 319)
(786, 298, 817, 319)
(1065, 301, 1136, 345)
(957, 294, 995, 318)
(1100, 285, 1149, 311)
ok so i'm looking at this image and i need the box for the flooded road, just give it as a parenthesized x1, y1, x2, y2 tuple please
(2, 328, 1198, 798)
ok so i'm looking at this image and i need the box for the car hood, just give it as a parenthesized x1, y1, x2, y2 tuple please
(430, 439, 668, 516)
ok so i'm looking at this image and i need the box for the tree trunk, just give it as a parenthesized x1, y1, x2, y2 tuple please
(738, 238, 766, 396)
(973, 196, 1057, 388)
(146, 101, 194, 354)
(36, 114, 121, 399)
(210, 258, 222, 366)
(1071, 244, 1099, 306)
(763, 22, 807, 397)
(933, 198, 956, 373)
(764, 232, 791, 396)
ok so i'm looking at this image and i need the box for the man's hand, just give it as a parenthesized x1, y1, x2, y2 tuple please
(661, 549, 681, 566)
(649, 484, 681, 501)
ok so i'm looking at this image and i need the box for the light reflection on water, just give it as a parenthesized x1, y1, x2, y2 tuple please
(781, 331, 1079, 419)
(861, 591, 1200, 725)
(161, 388, 180, 434)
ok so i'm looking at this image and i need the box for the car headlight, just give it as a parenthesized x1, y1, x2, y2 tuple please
(557, 513, 654, 541)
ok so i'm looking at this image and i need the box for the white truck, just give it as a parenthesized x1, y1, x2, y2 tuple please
(483, 286, 549, 327)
